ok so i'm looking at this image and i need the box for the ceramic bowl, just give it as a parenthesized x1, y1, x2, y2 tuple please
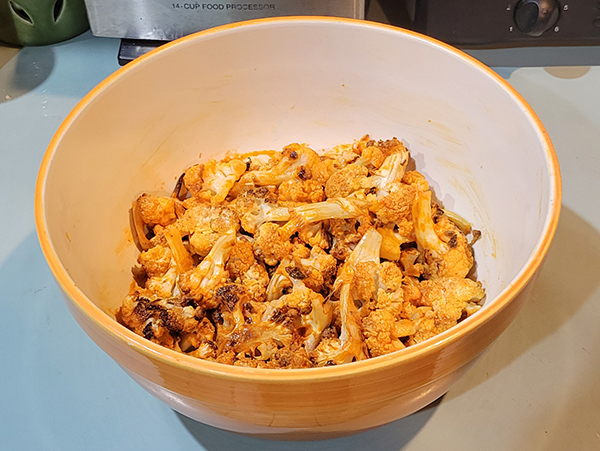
(35, 17, 561, 440)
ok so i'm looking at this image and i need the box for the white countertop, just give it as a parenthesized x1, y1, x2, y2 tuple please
(1, 32, 599, 450)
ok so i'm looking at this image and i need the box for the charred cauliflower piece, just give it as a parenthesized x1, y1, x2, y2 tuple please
(118, 296, 203, 351)
(119, 296, 179, 349)
(213, 283, 252, 352)
(263, 275, 333, 353)
(231, 187, 290, 235)
(298, 246, 338, 293)
(321, 143, 360, 167)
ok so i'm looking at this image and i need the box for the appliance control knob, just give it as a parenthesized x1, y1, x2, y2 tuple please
(514, 0, 560, 36)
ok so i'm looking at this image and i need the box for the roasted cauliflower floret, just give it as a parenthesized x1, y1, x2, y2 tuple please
(213, 283, 250, 350)
(413, 191, 474, 278)
(350, 261, 379, 304)
(118, 296, 192, 350)
(148, 224, 168, 248)
(280, 198, 370, 238)
(313, 230, 382, 365)
(267, 347, 314, 369)
(212, 284, 295, 365)
(278, 178, 326, 203)
(311, 283, 367, 366)
(402, 170, 430, 192)
(263, 258, 333, 352)
(399, 246, 425, 278)
(362, 310, 416, 357)
(253, 222, 293, 267)
(327, 218, 364, 261)
(232, 186, 278, 213)
(225, 237, 256, 279)
(419, 277, 485, 326)
(354, 137, 406, 170)
(176, 202, 240, 257)
(334, 227, 381, 288)
(370, 182, 417, 229)
(298, 246, 338, 293)
(223, 321, 296, 363)
(178, 200, 240, 234)
(239, 142, 322, 186)
(376, 137, 408, 158)
(226, 237, 270, 302)
(351, 134, 372, 156)
(118, 296, 170, 346)
(358, 262, 414, 357)
(363, 150, 409, 198)
(263, 277, 333, 352)
(254, 198, 368, 266)
(144, 267, 177, 299)
(340, 236, 403, 314)
(321, 142, 360, 166)
(355, 144, 386, 169)
(372, 288, 404, 318)
(354, 136, 408, 168)
(328, 229, 414, 359)
(266, 253, 332, 297)
(137, 244, 172, 278)
(181, 317, 217, 357)
(231, 186, 290, 235)
(183, 164, 203, 198)
(297, 222, 331, 250)
(178, 230, 236, 309)
(377, 261, 404, 292)
(183, 159, 246, 204)
(136, 193, 177, 227)
(324, 164, 369, 198)
(223, 149, 281, 172)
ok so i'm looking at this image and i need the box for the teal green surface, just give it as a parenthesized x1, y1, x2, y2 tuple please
(1, 32, 600, 450)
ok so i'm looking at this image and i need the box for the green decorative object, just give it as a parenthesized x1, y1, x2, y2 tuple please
(0, 0, 89, 46)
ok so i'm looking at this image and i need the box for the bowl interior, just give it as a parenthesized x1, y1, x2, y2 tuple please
(40, 19, 557, 322)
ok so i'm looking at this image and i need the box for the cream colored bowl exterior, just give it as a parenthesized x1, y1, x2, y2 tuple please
(35, 17, 560, 439)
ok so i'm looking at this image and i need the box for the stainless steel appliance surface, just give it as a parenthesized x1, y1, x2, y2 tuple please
(84, 0, 365, 41)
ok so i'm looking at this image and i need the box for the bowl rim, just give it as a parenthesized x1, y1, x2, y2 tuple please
(34, 16, 561, 382)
